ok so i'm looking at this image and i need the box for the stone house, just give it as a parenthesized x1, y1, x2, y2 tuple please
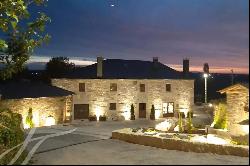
(218, 83, 249, 136)
(0, 80, 73, 127)
(52, 57, 194, 121)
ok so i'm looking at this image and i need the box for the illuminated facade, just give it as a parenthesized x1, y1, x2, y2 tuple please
(218, 83, 249, 136)
(0, 81, 73, 127)
(52, 58, 194, 121)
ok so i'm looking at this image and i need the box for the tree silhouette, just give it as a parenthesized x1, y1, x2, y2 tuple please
(46, 57, 75, 78)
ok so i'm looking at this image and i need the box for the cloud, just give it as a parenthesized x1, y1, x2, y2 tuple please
(27, 55, 248, 74)
(32, 0, 248, 73)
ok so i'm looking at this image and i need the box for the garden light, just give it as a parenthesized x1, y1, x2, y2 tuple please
(45, 116, 56, 126)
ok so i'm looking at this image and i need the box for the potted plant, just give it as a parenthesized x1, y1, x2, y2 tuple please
(99, 115, 107, 121)
(150, 105, 155, 120)
(130, 104, 135, 120)
(88, 115, 97, 121)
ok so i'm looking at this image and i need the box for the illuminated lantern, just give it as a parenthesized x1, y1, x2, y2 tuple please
(45, 115, 55, 126)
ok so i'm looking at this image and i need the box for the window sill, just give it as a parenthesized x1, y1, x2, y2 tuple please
(163, 113, 174, 117)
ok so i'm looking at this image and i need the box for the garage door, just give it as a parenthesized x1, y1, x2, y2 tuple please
(74, 104, 89, 120)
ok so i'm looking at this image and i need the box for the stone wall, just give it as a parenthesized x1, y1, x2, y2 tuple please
(52, 79, 194, 120)
(226, 87, 249, 136)
(0, 96, 72, 127)
(112, 129, 249, 157)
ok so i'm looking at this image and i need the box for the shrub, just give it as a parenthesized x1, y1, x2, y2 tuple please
(187, 112, 193, 134)
(150, 105, 155, 120)
(88, 115, 97, 121)
(99, 115, 107, 121)
(213, 103, 227, 130)
(0, 108, 24, 148)
(230, 135, 249, 145)
(25, 108, 34, 128)
(0, 145, 28, 165)
(130, 104, 135, 120)
(178, 112, 183, 133)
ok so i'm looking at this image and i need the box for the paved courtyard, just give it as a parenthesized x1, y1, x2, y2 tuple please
(27, 120, 249, 165)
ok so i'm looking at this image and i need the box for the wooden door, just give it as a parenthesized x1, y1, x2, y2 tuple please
(139, 103, 146, 118)
(74, 104, 89, 119)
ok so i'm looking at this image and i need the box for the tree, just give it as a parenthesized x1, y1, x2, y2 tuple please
(130, 104, 135, 120)
(25, 108, 34, 128)
(178, 112, 183, 133)
(213, 103, 227, 130)
(45, 57, 75, 78)
(187, 112, 193, 134)
(0, 0, 51, 80)
(150, 105, 155, 120)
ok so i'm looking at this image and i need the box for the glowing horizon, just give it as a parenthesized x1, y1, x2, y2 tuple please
(28, 56, 249, 74)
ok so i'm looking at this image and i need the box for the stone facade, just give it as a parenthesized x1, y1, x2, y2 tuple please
(225, 86, 249, 136)
(218, 84, 249, 136)
(0, 96, 72, 127)
(52, 79, 194, 120)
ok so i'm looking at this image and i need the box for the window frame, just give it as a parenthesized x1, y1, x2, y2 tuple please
(79, 83, 85, 92)
(166, 84, 171, 92)
(140, 84, 145, 92)
(163, 102, 175, 117)
(109, 103, 117, 110)
(110, 83, 117, 92)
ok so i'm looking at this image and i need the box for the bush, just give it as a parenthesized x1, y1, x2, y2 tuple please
(150, 105, 155, 120)
(230, 135, 249, 145)
(99, 115, 107, 121)
(0, 145, 28, 165)
(213, 103, 227, 130)
(130, 104, 135, 120)
(88, 115, 97, 121)
(187, 112, 193, 134)
(0, 108, 24, 148)
(25, 108, 34, 128)
(178, 112, 184, 133)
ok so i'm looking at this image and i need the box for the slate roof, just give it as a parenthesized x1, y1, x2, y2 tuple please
(0, 80, 74, 100)
(218, 83, 249, 94)
(61, 59, 186, 79)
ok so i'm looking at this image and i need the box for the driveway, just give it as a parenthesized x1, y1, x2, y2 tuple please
(26, 120, 249, 165)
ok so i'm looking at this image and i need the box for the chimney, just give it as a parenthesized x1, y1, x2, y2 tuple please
(183, 58, 189, 77)
(153, 57, 159, 63)
(97, 56, 103, 78)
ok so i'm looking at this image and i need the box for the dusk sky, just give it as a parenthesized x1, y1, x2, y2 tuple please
(29, 0, 249, 74)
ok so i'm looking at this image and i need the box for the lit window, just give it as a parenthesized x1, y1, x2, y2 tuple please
(109, 103, 116, 110)
(79, 83, 85, 92)
(166, 84, 171, 92)
(110, 83, 117, 92)
(140, 84, 145, 92)
(163, 102, 174, 114)
(168, 103, 174, 113)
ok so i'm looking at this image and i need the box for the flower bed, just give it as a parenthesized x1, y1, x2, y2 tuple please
(112, 128, 249, 157)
